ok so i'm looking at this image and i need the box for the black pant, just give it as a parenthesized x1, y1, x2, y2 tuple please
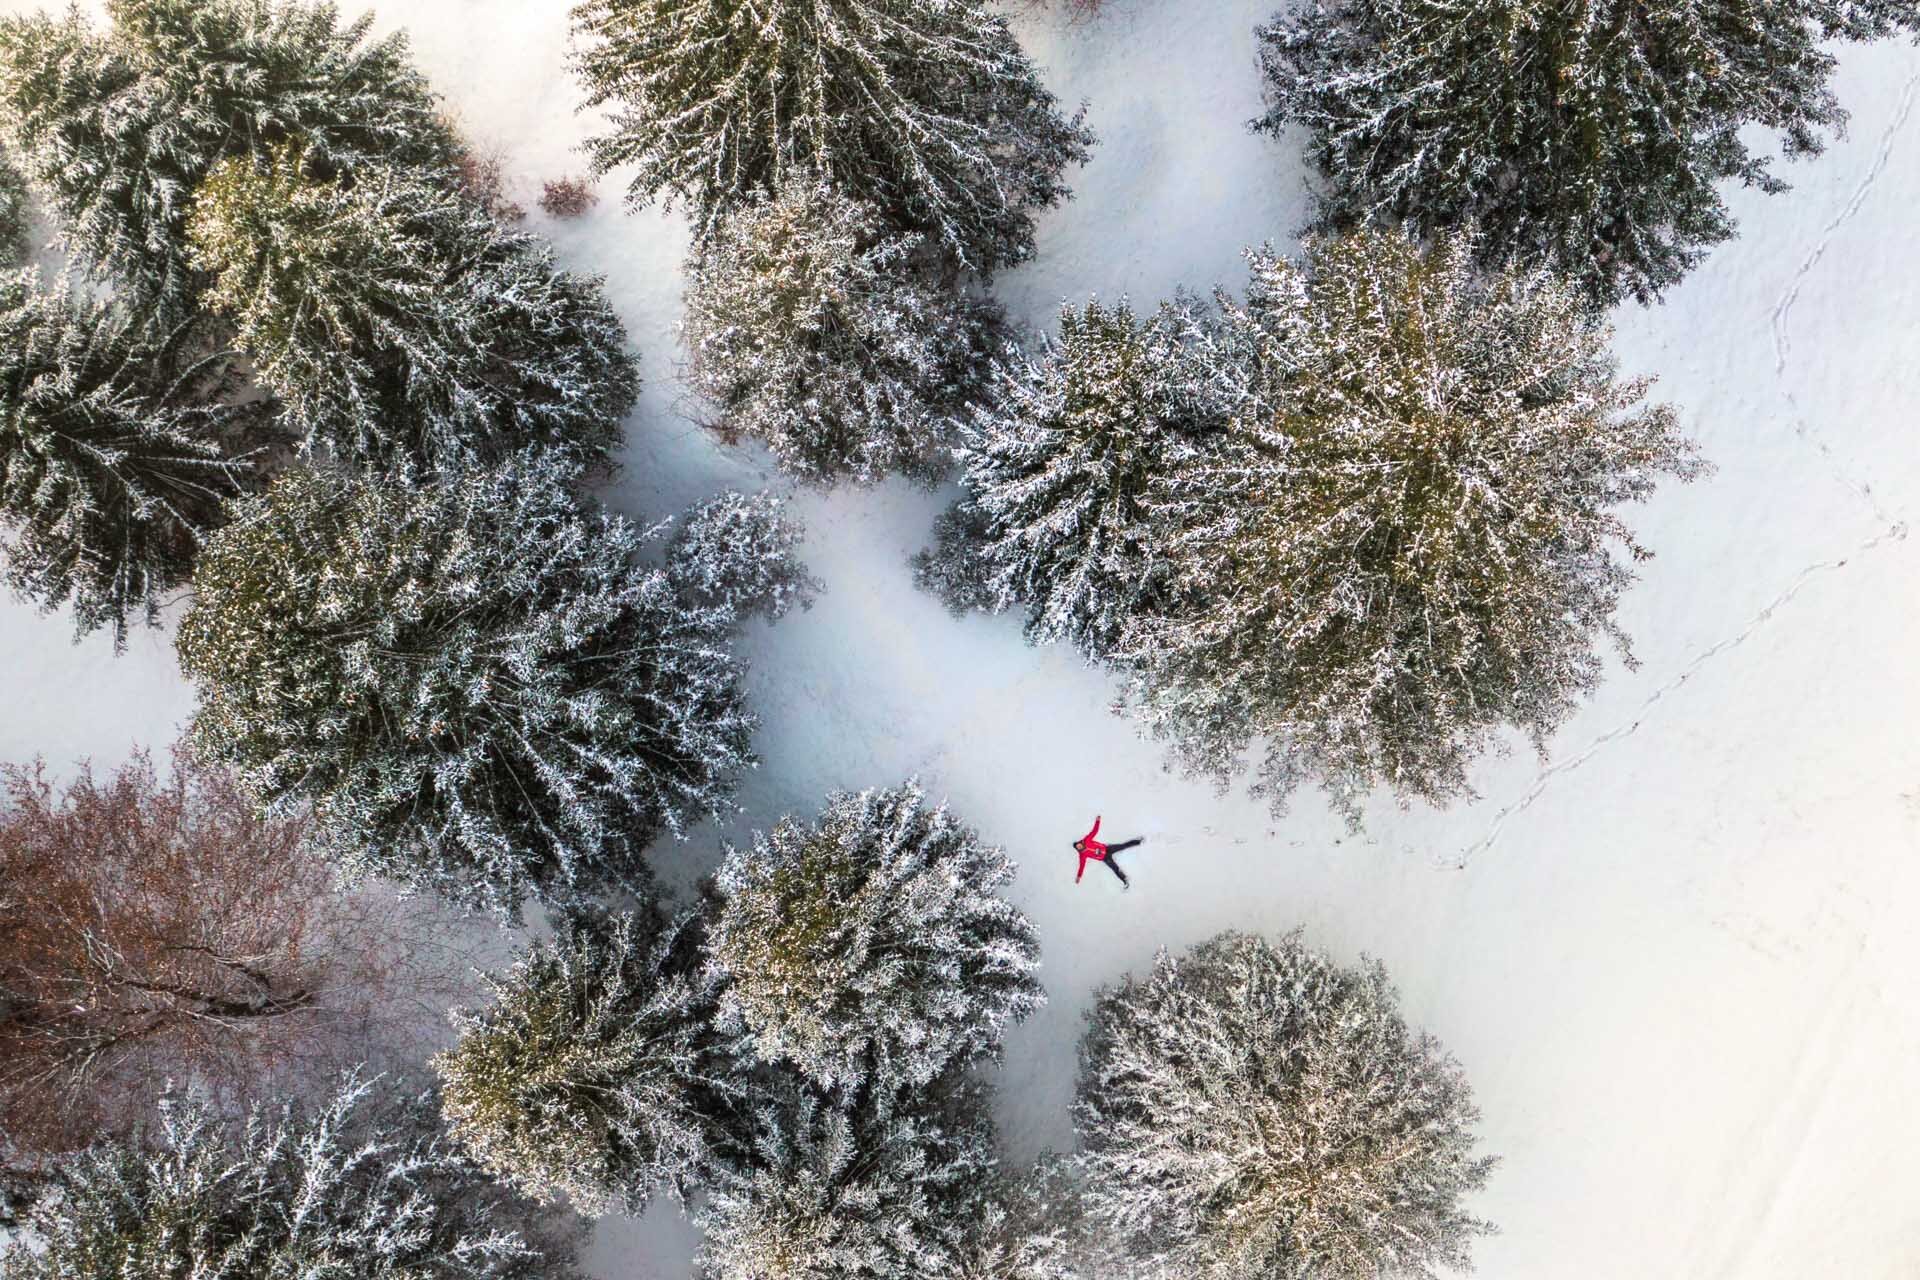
(1101, 839, 1140, 883)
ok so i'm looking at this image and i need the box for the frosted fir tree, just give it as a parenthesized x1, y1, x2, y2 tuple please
(666, 489, 820, 623)
(436, 908, 742, 1216)
(0, 270, 256, 648)
(697, 1076, 996, 1280)
(1075, 931, 1495, 1280)
(682, 183, 1000, 487)
(1252, 0, 1920, 306)
(187, 148, 637, 473)
(571, 0, 1095, 272)
(706, 782, 1043, 1094)
(0, 1074, 565, 1280)
(175, 454, 803, 915)
(1125, 228, 1703, 820)
(922, 298, 1225, 660)
(0, 0, 457, 324)
(0, 146, 25, 266)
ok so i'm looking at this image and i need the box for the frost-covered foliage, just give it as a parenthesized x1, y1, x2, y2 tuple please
(666, 489, 819, 623)
(682, 184, 999, 486)
(0, 0, 457, 323)
(697, 1078, 996, 1280)
(1252, 0, 1920, 305)
(0, 146, 25, 267)
(1125, 228, 1703, 819)
(436, 909, 739, 1216)
(0, 270, 255, 648)
(0, 1075, 563, 1280)
(911, 501, 1001, 619)
(176, 453, 797, 915)
(1075, 931, 1495, 1280)
(949, 1157, 1088, 1280)
(935, 298, 1224, 659)
(571, 0, 1095, 272)
(706, 782, 1043, 1094)
(187, 148, 636, 473)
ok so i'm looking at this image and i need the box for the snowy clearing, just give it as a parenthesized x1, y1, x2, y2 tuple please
(3, 0, 1919, 1275)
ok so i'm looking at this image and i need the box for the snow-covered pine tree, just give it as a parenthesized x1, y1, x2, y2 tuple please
(927, 298, 1226, 660)
(187, 147, 637, 473)
(911, 501, 1001, 619)
(0, 145, 26, 266)
(666, 489, 820, 623)
(949, 1156, 1088, 1280)
(436, 908, 742, 1216)
(1252, 0, 1920, 306)
(682, 183, 1000, 487)
(571, 0, 1095, 273)
(1075, 931, 1496, 1280)
(0, 0, 457, 324)
(0, 270, 256, 648)
(1125, 228, 1702, 821)
(706, 782, 1043, 1094)
(0, 1074, 564, 1280)
(697, 1075, 996, 1280)
(174, 453, 799, 916)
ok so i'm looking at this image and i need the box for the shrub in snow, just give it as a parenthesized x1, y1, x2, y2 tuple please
(175, 453, 800, 916)
(437, 908, 739, 1216)
(187, 147, 636, 474)
(665, 489, 820, 623)
(0, 270, 255, 648)
(539, 176, 598, 218)
(571, 0, 1095, 272)
(706, 781, 1043, 1094)
(1252, 0, 1920, 306)
(455, 143, 527, 222)
(0, 1075, 564, 1280)
(1075, 931, 1496, 1280)
(682, 183, 1000, 487)
(911, 501, 1001, 619)
(0, 147, 25, 266)
(1125, 227, 1703, 820)
(934, 298, 1225, 660)
(697, 1076, 996, 1280)
(0, 0, 457, 325)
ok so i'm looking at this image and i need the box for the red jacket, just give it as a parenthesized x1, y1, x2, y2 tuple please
(1074, 817, 1107, 883)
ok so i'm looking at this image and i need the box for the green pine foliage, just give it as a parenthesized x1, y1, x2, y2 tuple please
(682, 183, 1000, 487)
(1253, 0, 1920, 305)
(0, 0, 458, 324)
(0, 1075, 565, 1280)
(187, 147, 637, 473)
(0, 145, 26, 266)
(0, 270, 255, 648)
(436, 908, 740, 1216)
(175, 453, 794, 915)
(1075, 931, 1495, 1280)
(706, 781, 1043, 1094)
(571, 0, 1095, 273)
(1124, 228, 1703, 819)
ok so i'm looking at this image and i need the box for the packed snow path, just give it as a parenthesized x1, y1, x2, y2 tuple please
(3, 1, 1919, 1276)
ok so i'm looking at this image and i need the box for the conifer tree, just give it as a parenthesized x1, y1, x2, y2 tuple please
(0, 146, 26, 266)
(0, 1075, 565, 1280)
(697, 1076, 996, 1280)
(175, 453, 802, 915)
(1253, 0, 1920, 305)
(706, 782, 1043, 1094)
(0, 270, 255, 648)
(666, 489, 820, 623)
(436, 908, 741, 1216)
(1125, 228, 1702, 819)
(188, 148, 637, 472)
(0, 0, 457, 323)
(924, 298, 1225, 660)
(571, 0, 1095, 272)
(1075, 931, 1495, 1280)
(682, 183, 999, 487)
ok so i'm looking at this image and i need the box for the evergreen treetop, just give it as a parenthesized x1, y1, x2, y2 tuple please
(571, 0, 1095, 272)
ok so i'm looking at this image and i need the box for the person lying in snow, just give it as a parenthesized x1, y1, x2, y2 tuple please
(1074, 816, 1141, 888)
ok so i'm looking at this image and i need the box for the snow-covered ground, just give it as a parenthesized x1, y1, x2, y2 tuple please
(5, 1, 1920, 1275)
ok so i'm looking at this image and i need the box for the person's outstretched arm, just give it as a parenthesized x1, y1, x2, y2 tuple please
(1082, 815, 1101, 843)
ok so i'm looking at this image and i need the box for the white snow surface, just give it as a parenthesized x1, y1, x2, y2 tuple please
(3, 1, 1920, 1276)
